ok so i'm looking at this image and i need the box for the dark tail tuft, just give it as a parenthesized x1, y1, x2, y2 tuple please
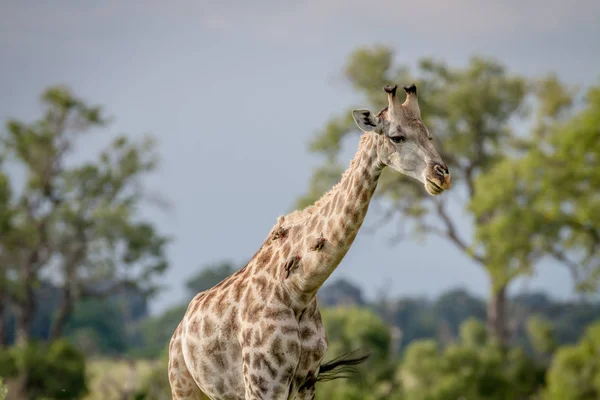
(316, 349, 371, 382)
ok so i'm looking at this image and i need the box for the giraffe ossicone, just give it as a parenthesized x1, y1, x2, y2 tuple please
(168, 83, 452, 400)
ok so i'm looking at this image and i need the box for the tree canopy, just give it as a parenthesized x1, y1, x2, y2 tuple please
(297, 46, 598, 344)
(0, 86, 170, 345)
(471, 82, 600, 293)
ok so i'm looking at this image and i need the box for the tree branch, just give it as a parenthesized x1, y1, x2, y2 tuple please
(549, 246, 583, 287)
(434, 199, 486, 266)
(49, 224, 88, 340)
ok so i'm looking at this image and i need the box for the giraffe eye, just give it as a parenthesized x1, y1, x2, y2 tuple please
(390, 135, 406, 144)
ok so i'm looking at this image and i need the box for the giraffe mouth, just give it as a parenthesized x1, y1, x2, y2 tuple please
(425, 179, 444, 196)
(425, 169, 451, 196)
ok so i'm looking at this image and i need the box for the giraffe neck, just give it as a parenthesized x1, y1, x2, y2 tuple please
(287, 132, 383, 304)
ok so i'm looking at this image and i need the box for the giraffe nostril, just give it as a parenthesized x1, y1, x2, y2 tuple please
(434, 164, 446, 177)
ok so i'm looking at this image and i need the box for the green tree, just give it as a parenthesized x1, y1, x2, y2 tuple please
(526, 315, 557, 356)
(471, 81, 600, 295)
(544, 321, 600, 400)
(398, 319, 545, 400)
(510, 292, 600, 347)
(64, 297, 130, 355)
(317, 306, 396, 400)
(0, 86, 170, 344)
(0, 162, 11, 346)
(0, 377, 6, 400)
(0, 339, 87, 400)
(433, 289, 487, 339)
(133, 347, 172, 400)
(383, 297, 438, 348)
(298, 46, 529, 344)
(460, 317, 488, 347)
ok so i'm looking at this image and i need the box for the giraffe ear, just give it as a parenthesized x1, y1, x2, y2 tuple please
(352, 109, 383, 134)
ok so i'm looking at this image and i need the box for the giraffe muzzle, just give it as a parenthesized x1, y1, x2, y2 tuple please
(425, 164, 451, 195)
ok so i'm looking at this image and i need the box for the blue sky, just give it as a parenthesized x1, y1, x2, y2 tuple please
(1, 0, 599, 314)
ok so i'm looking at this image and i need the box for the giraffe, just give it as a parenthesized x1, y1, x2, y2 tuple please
(168, 83, 452, 400)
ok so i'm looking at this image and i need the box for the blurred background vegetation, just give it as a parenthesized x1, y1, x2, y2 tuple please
(1, 43, 599, 399)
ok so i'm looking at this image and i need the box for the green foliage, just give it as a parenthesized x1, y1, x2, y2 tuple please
(0, 378, 6, 400)
(298, 47, 538, 342)
(317, 313, 551, 400)
(65, 298, 130, 355)
(0, 347, 18, 378)
(7, 339, 88, 399)
(398, 319, 545, 400)
(460, 317, 488, 347)
(301, 49, 528, 227)
(0, 85, 170, 344)
(132, 347, 171, 400)
(434, 289, 487, 338)
(300, 46, 600, 351)
(2, 59, 598, 400)
(381, 297, 438, 347)
(526, 315, 558, 355)
(544, 321, 600, 400)
(47, 299, 596, 400)
(472, 82, 600, 293)
(322, 306, 391, 367)
(317, 306, 397, 400)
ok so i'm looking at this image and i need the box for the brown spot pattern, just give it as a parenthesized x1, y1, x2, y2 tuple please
(287, 340, 300, 358)
(257, 247, 273, 266)
(242, 328, 253, 346)
(252, 276, 269, 296)
(271, 337, 285, 366)
(360, 188, 369, 204)
(265, 306, 292, 320)
(214, 351, 227, 371)
(232, 282, 244, 302)
(202, 317, 215, 336)
(280, 325, 297, 335)
(300, 326, 314, 340)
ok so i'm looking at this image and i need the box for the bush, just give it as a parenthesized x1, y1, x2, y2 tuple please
(544, 321, 600, 400)
(0, 377, 7, 400)
(132, 347, 171, 400)
(316, 307, 397, 400)
(398, 319, 546, 400)
(9, 340, 88, 399)
(0, 348, 18, 378)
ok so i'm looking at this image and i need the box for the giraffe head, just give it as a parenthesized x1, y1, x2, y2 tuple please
(352, 84, 451, 196)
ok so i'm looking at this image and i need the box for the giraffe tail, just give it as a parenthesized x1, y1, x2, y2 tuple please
(316, 349, 371, 382)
